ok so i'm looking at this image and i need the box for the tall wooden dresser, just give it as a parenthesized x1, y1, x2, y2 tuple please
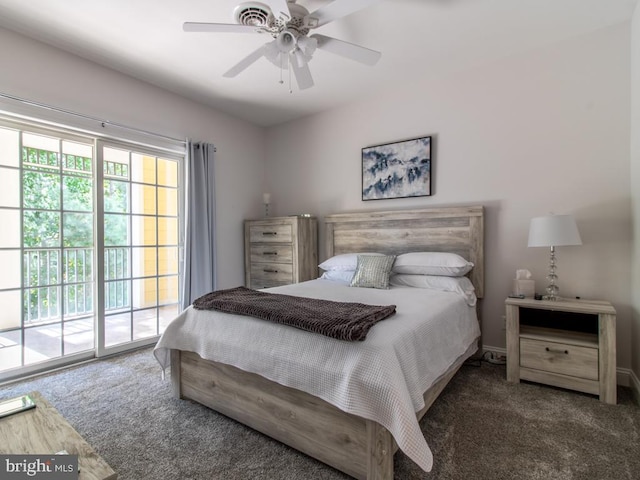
(244, 215, 318, 289)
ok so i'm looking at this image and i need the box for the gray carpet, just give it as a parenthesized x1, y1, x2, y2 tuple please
(1, 348, 638, 480)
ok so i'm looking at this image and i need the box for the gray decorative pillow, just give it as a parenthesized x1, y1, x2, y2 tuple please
(350, 254, 396, 289)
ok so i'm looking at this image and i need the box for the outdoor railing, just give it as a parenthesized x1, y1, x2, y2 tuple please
(24, 247, 130, 324)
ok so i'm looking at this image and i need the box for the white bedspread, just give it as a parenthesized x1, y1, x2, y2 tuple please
(154, 279, 480, 472)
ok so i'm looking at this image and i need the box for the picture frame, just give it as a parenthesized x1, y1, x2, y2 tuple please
(362, 135, 432, 201)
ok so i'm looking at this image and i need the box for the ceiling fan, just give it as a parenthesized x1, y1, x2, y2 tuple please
(183, 0, 383, 90)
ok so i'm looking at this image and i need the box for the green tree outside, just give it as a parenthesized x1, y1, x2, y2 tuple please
(22, 148, 129, 320)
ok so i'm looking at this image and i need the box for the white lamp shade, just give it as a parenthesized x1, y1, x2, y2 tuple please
(528, 214, 582, 247)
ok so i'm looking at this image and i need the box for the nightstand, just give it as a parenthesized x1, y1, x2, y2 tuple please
(505, 297, 616, 404)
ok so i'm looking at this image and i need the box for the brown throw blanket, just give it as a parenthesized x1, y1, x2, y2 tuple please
(192, 286, 396, 341)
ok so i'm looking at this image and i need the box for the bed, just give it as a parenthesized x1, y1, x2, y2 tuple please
(154, 206, 484, 479)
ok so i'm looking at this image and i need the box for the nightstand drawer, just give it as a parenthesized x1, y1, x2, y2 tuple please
(250, 263, 293, 288)
(520, 338, 598, 380)
(249, 224, 293, 243)
(250, 245, 293, 264)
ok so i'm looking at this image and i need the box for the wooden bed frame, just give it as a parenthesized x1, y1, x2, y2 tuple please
(170, 206, 484, 479)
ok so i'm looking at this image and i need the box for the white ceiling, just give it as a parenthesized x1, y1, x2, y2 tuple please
(0, 0, 636, 127)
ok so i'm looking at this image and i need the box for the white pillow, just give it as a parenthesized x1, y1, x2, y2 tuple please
(320, 270, 355, 283)
(390, 274, 477, 306)
(319, 253, 384, 271)
(392, 252, 473, 277)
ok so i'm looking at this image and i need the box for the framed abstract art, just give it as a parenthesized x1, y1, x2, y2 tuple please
(362, 135, 432, 200)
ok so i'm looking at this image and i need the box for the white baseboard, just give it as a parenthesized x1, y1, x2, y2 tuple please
(483, 344, 638, 396)
(616, 368, 633, 387)
(483, 345, 506, 357)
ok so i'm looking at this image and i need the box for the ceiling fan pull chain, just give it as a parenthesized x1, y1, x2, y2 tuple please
(289, 57, 293, 94)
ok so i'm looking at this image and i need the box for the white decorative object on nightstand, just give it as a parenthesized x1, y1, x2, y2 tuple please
(244, 215, 318, 289)
(505, 297, 616, 404)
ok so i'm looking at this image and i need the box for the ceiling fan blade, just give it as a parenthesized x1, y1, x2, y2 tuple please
(311, 34, 381, 66)
(307, 0, 382, 28)
(289, 55, 314, 90)
(265, 0, 290, 20)
(223, 45, 267, 78)
(183, 22, 262, 34)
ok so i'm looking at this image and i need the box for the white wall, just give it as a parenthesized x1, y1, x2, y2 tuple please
(266, 24, 634, 371)
(0, 27, 266, 289)
(631, 3, 640, 388)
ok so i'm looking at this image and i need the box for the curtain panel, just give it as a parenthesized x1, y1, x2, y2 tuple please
(181, 141, 216, 310)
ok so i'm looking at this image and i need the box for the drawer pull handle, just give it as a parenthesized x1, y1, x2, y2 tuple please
(264, 269, 278, 273)
(262, 232, 278, 236)
(545, 347, 569, 355)
(263, 252, 278, 256)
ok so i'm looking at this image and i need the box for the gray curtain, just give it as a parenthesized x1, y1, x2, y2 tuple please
(181, 141, 216, 310)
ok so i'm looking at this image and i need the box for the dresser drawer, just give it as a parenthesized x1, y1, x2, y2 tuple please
(249, 224, 293, 244)
(250, 245, 293, 264)
(520, 338, 598, 380)
(250, 263, 293, 288)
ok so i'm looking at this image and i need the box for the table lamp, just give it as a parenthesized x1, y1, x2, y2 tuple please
(528, 214, 582, 301)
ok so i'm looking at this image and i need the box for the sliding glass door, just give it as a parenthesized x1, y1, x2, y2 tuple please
(0, 121, 183, 380)
(97, 141, 181, 355)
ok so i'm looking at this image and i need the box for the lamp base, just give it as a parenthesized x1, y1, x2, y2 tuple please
(545, 246, 559, 301)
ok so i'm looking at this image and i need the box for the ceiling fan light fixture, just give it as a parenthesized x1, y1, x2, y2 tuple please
(297, 35, 317, 56)
(264, 41, 288, 69)
(276, 29, 297, 53)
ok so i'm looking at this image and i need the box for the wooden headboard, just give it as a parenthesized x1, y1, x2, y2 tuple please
(324, 206, 484, 298)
